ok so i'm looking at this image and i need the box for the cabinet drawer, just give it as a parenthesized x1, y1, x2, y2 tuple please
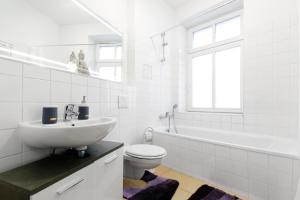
(93, 148, 123, 200)
(31, 165, 93, 200)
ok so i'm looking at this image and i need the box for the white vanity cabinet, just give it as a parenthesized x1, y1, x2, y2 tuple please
(30, 148, 123, 200)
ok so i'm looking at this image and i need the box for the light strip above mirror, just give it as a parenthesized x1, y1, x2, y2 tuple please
(71, 0, 122, 36)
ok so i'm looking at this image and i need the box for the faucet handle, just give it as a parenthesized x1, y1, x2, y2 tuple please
(159, 112, 170, 120)
(65, 104, 75, 112)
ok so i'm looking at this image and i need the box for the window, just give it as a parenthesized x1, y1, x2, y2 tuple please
(193, 27, 213, 48)
(95, 45, 122, 82)
(188, 13, 242, 112)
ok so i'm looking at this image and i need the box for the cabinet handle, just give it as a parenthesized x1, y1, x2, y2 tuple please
(56, 177, 85, 195)
(104, 154, 119, 164)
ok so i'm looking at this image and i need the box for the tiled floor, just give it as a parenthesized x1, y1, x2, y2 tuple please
(123, 165, 246, 200)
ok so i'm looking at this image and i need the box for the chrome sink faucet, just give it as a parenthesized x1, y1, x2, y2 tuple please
(64, 104, 79, 121)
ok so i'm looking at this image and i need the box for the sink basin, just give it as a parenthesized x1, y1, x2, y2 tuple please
(17, 117, 117, 149)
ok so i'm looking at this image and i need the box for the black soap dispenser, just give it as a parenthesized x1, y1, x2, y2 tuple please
(78, 96, 89, 120)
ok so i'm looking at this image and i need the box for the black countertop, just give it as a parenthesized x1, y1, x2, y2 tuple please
(0, 141, 123, 200)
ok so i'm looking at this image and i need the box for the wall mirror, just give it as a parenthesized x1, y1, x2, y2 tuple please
(0, 0, 123, 82)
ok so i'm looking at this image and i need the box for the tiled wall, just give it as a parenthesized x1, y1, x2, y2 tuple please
(154, 132, 300, 200)
(132, 0, 180, 138)
(172, 0, 300, 139)
(0, 58, 137, 173)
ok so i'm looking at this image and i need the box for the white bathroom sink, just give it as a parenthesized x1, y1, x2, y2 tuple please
(17, 118, 117, 149)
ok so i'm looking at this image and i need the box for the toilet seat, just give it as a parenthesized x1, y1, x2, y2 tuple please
(124, 144, 167, 179)
(125, 144, 167, 159)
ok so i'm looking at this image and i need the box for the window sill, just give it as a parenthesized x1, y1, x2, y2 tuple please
(184, 110, 244, 115)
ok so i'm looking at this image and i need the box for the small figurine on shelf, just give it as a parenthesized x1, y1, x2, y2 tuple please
(69, 51, 77, 65)
(68, 51, 78, 72)
(77, 50, 89, 74)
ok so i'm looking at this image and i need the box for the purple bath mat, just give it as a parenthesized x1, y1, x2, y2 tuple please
(188, 184, 242, 200)
(123, 170, 179, 200)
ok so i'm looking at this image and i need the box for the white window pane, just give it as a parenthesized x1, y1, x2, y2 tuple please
(116, 47, 122, 59)
(215, 47, 241, 109)
(115, 66, 122, 82)
(216, 17, 241, 42)
(99, 67, 115, 81)
(192, 54, 213, 108)
(193, 27, 213, 48)
(99, 47, 115, 60)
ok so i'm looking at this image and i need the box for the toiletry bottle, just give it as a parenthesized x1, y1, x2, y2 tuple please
(78, 96, 89, 120)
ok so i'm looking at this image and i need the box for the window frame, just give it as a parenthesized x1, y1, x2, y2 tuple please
(95, 44, 122, 82)
(187, 11, 243, 114)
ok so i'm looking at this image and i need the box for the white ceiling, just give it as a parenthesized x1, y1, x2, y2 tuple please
(163, 0, 191, 8)
(25, 0, 98, 25)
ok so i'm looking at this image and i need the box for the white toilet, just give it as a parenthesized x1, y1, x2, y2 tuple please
(123, 144, 167, 179)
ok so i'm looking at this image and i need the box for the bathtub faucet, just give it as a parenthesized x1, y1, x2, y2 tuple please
(158, 109, 177, 133)
(159, 112, 172, 132)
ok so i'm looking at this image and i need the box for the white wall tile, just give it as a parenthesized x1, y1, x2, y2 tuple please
(268, 155, 293, 173)
(230, 161, 248, 178)
(248, 152, 268, 168)
(248, 166, 269, 184)
(99, 102, 111, 116)
(230, 148, 248, 162)
(0, 103, 22, 129)
(88, 86, 100, 103)
(249, 180, 268, 200)
(0, 130, 22, 158)
(99, 87, 110, 103)
(23, 78, 50, 103)
(293, 160, 300, 199)
(51, 82, 71, 103)
(0, 154, 22, 173)
(268, 170, 292, 189)
(71, 74, 88, 86)
(268, 185, 292, 200)
(215, 145, 230, 158)
(201, 143, 215, 155)
(51, 70, 71, 83)
(215, 157, 231, 172)
(22, 150, 50, 165)
(89, 103, 100, 118)
(0, 75, 22, 102)
(88, 77, 100, 87)
(0, 59, 22, 76)
(22, 103, 45, 121)
(71, 84, 87, 103)
(23, 65, 50, 80)
(228, 174, 249, 197)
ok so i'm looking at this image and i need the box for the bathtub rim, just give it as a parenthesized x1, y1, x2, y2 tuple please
(153, 126, 300, 160)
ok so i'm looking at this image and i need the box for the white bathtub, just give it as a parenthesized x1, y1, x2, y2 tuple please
(154, 126, 299, 159)
(153, 126, 300, 200)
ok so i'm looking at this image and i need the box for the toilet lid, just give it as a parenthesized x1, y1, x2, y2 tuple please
(125, 144, 166, 158)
